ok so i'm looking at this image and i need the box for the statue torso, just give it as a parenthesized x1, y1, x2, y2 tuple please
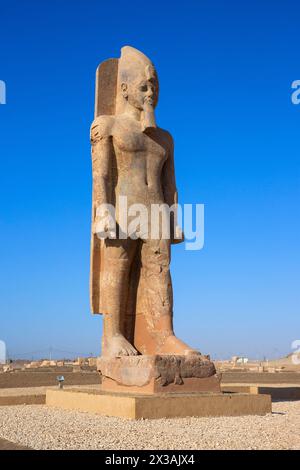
(111, 115, 170, 207)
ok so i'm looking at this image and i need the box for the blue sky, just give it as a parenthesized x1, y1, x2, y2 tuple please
(0, 0, 299, 360)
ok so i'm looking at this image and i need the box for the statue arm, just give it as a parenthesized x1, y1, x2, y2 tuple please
(162, 134, 177, 208)
(90, 117, 114, 224)
(162, 133, 184, 244)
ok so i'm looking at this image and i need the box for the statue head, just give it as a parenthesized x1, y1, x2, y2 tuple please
(95, 46, 159, 130)
(117, 46, 159, 111)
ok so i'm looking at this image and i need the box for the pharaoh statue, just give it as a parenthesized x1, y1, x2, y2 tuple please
(90, 46, 218, 392)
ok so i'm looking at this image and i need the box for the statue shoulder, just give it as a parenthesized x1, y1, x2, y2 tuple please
(90, 115, 115, 144)
(157, 127, 174, 153)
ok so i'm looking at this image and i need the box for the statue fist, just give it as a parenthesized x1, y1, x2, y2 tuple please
(93, 204, 116, 239)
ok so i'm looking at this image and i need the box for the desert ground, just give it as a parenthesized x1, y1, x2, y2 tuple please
(0, 356, 300, 450)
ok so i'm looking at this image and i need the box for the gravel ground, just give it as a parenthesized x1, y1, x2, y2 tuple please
(0, 401, 300, 450)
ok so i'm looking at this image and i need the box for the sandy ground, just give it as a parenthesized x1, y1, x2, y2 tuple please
(0, 371, 100, 389)
(0, 384, 100, 397)
(221, 372, 300, 384)
(0, 401, 299, 450)
(1, 369, 300, 389)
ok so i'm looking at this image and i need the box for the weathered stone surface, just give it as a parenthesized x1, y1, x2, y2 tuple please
(90, 46, 206, 359)
(97, 355, 221, 393)
(88, 46, 225, 399)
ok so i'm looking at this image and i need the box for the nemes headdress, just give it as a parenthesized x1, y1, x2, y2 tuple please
(94, 46, 158, 118)
(117, 46, 157, 85)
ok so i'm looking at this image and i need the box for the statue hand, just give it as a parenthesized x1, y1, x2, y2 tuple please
(93, 214, 116, 239)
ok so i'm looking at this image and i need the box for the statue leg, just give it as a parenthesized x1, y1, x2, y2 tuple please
(101, 238, 139, 357)
(140, 238, 200, 355)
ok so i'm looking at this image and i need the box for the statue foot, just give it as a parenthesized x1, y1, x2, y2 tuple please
(157, 334, 201, 356)
(103, 334, 138, 358)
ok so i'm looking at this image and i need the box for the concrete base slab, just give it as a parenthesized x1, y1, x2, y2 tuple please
(0, 385, 101, 406)
(0, 395, 45, 406)
(46, 388, 271, 419)
(222, 383, 300, 400)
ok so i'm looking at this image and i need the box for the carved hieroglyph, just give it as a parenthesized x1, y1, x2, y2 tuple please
(90, 46, 207, 362)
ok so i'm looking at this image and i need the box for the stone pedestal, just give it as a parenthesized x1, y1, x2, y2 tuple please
(46, 388, 272, 419)
(97, 355, 221, 394)
(46, 356, 272, 419)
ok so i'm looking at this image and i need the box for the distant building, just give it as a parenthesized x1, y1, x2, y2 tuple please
(236, 357, 249, 364)
(0, 341, 6, 364)
(232, 356, 249, 365)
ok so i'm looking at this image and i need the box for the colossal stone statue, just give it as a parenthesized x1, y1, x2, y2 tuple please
(90, 46, 219, 393)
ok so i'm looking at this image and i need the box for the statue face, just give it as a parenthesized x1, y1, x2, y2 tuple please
(121, 76, 159, 111)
